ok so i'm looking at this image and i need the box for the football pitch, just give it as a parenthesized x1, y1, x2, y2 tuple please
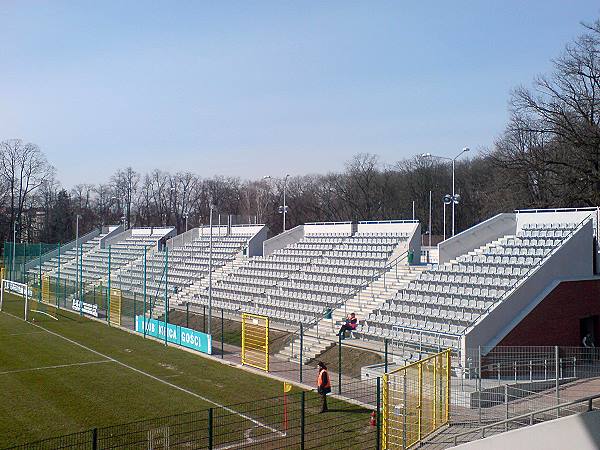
(0, 293, 376, 449)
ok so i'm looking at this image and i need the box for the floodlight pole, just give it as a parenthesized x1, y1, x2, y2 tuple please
(428, 190, 432, 247)
(208, 204, 214, 337)
(443, 201, 447, 241)
(283, 174, 290, 232)
(420, 147, 469, 237)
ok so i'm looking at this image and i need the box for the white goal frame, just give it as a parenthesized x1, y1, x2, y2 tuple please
(0, 278, 31, 320)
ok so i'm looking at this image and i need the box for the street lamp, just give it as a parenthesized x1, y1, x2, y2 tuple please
(263, 174, 291, 232)
(207, 204, 214, 337)
(443, 194, 453, 240)
(281, 174, 290, 232)
(420, 147, 470, 236)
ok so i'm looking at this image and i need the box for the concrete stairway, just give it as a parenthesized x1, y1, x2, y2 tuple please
(277, 263, 429, 363)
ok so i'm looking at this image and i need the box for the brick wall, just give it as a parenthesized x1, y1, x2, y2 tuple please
(497, 280, 600, 347)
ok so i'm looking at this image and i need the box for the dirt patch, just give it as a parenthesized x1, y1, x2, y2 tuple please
(308, 344, 384, 379)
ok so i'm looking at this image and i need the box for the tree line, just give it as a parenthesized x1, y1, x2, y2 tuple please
(2, 18, 599, 245)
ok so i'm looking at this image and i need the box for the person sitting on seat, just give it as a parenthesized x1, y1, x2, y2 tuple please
(337, 313, 357, 339)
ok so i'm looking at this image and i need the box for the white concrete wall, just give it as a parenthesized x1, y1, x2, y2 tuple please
(450, 410, 600, 450)
(516, 210, 595, 230)
(464, 220, 595, 351)
(356, 220, 419, 234)
(247, 226, 268, 257)
(438, 213, 517, 265)
(304, 222, 352, 235)
(263, 225, 305, 257)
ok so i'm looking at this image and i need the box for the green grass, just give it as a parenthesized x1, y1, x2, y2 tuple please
(0, 293, 376, 449)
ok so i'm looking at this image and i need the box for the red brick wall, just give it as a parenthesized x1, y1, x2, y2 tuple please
(496, 280, 600, 347)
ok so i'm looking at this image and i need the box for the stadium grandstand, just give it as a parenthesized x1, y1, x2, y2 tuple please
(4, 207, 600, 449)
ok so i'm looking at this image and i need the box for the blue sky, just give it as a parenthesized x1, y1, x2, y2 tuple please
(1, 1, 599, 187)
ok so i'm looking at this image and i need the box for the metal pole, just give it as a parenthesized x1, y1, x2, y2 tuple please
(384, 338, 389, 373)
(164, 248, 168, 346)
(376, 376, 381, 450)
(208, 408, 213, 450)
(338, 332, 342, 394)
(107, 245, 111, 324)
(443, 202, 446, 241)
(79, 245, 83, 315)
(12, 221, 16, 280)
(555, 346, 560, 417)
(300, 391, 306, 450)
(38, 243, 42, 303)
(478, 345, 482, 425)
(300, 322, 304, 383)
(75, 215, 79, 303)
(452, 158, 455, 236)
(283, 175, 288, 232)
(428, 190, 432, 247)
(57, 243, 61, 308)
(412, 200, 415, 220)
(186, 302, 189, 328)
(220, 307, 224, 358)
(208, 205, 213, 336)
(143, 247, 147, 337)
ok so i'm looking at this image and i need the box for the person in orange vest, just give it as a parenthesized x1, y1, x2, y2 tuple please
(317, 361, 331, 413)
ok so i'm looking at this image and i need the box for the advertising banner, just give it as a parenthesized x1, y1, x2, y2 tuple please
(135, 315, 212, 355)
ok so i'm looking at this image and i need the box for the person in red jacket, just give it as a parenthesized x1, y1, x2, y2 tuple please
(337, 313, 357, 340)
(317, 361, 331, 413)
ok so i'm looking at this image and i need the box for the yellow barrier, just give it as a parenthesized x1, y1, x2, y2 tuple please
(241, 313, 269, 372)
(110, 288, 122, 326)
(42, 275, 51, 304)
(382, 349, 451, 449)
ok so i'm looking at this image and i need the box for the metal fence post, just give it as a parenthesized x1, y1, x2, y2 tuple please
(555, 346, 560, 417)
(208, 407, 213, 450)
(504, 384, 509, 431)
(203, 305, 206, 332)
(402, 373, 407, 450)
(186, 302, 189, 328)
(300, 322, 304, 383)
(220, 307, 224, 359)
(376, 376, 381, 450)
(338, 333, 342, 394)
(92, 427, 98, 450)
(384, 338, 388, 373)
(142, 247, 147, 337)
(478, 346, 482, 425)
(107, 245, 111, 324)
(301, 391, 306, 450)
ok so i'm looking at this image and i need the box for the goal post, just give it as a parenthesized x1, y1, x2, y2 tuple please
(241, 313, 269, 372)
(0, 278, 31, 321)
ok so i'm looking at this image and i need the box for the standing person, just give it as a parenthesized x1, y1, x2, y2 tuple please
(337, 313, 358, 339)
(317, 361, 331, 413)
(583, 332, 595, 363)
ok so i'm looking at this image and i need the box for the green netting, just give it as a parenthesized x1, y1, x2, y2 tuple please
(3, 242, 60, 283)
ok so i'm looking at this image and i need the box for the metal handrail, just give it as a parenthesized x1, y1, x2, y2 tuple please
(452, 392, 600, 446)
(463, 215, 593, 337)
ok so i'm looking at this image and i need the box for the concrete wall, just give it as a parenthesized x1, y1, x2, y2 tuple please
(304, 222, 352, 235)
(408, 223, 422, 264)
(450, 410, 600, 450)
(100, 225, 125, 248)
(438, 213, 517, 265)
(263, 225, 305, 257)
(247, 226, 268, 257)
(356, 220, 419, 234)
(464, 220, 594, 352)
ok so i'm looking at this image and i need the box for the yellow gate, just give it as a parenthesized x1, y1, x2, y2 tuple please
(241, 313, 269, 372)
(382, 349, 451, 449)
(109, 288, 122, 326)
(42, 275, 51, 304)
